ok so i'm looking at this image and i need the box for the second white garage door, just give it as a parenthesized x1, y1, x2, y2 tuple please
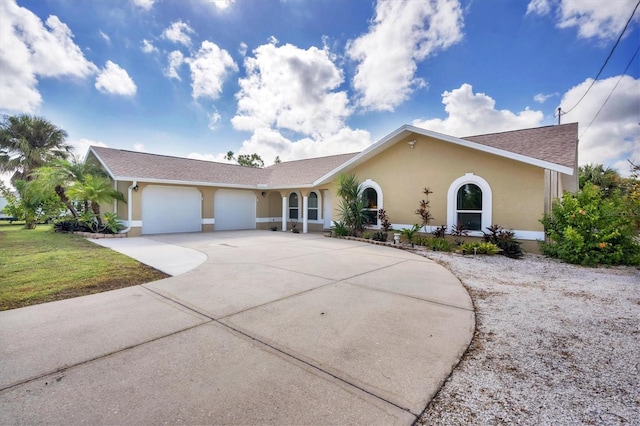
(141, 185, 202, 234)
(214, 189, 256, 231)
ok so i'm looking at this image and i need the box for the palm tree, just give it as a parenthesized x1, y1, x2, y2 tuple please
(579, 163, 620, 196)
(68, 174, 125, 226)
(336, 174, 368, 236)
(0, 114, 71, 183)
(31, 158, 109, 218)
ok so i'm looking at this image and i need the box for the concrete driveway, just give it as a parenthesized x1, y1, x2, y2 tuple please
(0, 231, 474, 425)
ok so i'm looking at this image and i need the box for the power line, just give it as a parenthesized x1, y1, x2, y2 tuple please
(580, 44, 640, 139)
(560, 0, 640, 117)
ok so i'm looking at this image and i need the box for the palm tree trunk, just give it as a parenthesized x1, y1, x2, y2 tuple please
(54, 185, 78, 218)
(91, 202, 102, 226)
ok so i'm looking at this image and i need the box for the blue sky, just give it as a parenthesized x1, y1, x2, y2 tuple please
(1, 0, 638, 181)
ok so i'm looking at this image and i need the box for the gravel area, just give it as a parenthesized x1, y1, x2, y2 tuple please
(411, 251, 640, 425)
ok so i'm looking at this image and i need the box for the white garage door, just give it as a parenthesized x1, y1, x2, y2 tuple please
(141, 186, 202, 234)
(214, 189, 256, 231)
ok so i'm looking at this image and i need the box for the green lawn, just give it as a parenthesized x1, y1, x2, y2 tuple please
(0, 224, 169, 311)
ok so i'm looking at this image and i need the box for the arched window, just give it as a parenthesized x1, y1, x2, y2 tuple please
(308, 192, 318, 220)
(456, 184, 482, 231)
(289, 192, 299, 220)
(363, 187, 378, 226)
(447, 174, 492, 235)
(359, 179, 383, 228)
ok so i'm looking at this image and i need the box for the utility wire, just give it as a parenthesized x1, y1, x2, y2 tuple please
(580, 44, 640, 139)
(561, 0, 640, 116)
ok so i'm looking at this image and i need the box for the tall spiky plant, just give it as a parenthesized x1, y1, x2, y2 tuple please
(336, 174, 368, 236)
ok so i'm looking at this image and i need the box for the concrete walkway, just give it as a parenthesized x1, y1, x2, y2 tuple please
(0, 231, 474, 425)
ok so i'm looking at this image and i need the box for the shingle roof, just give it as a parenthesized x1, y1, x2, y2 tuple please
(264, 153, 358, 186)
(462, 123, 578, 170)
(90, 123, 578, 188)
(90, 146, 358, 187)
(91, 147, 268, 186)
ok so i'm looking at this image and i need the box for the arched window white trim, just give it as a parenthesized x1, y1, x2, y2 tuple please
(307, 190, 322, 222)
(359, 179, 383, 228)
(447, 173, 492, 236)
(288, 192, 300, 220)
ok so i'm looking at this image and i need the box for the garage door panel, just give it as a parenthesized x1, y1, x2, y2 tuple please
(142, 186, 201, 234)
(214, 190, 256, 231)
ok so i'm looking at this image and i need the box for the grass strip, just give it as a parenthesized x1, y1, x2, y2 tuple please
(0, 224, 169, 310)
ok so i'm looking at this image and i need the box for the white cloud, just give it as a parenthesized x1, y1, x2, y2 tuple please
(526, 0, 551, 15)
(206, 0, 235, 10)
(346, 0, 464, 111)
(99, 30, 110, 44)
(533, 92, 559, 103)
(559, 75, 639, 174)
(71, 138, 108, 159)
(165, 50, 185, 80)
(208, 112, 221, 130)
(412, 83, 544, 136)
(162, 21, 195, 47)
(526, 0, 639, 41)
(232, 42, 352, 137)
(133, 143, 145, 152)
(95, 61, 137, 96)
(0, 0, 98, 112)
(191, 126, 372, 167)
(141, 39, 158, 54)
(239, 41, 248, 56)
(185, 41, 237, 100)
(133, 0, 155, 10)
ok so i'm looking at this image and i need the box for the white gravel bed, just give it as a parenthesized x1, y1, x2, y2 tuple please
(411, 251, 640, 425)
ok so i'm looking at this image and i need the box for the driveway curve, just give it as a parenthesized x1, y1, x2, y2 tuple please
(0, 231, 474, 425)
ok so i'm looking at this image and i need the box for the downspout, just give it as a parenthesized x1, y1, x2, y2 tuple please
(120, 180, 137, 234)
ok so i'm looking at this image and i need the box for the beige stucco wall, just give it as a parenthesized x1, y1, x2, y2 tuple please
(341, 135, 546, 233)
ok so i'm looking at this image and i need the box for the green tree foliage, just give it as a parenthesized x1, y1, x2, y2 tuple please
(0, 114, 71, 183)
(30, 158, 108, 219)
(0, 181, 64, 229)
(579, 163, 621, 196)
(540, 183, 640, 266)
(225, 151, 264, 168)
(68, 174, 125, 226)
(336, 174, 368, 236)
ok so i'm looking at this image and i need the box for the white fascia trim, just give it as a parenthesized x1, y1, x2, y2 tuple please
(87, 147, 117, 180)
(313, 124, 572, 186)
(113, 177, 258, 189)
(313, 126, 411, 185)
(202, 218, 215, 225)
(403, 125, 574, 175)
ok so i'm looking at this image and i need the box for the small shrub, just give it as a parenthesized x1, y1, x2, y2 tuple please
(450, 224, 469, 246)
(431, 225, 447, 239)
(363, 231, 372, 239)
(429, 237, 452, 252)
(415, 235, 430, 246)
(331, 221, 350, 237)
(415, 187, 434, 231)
(460, 241, 500, 255)
(372, 231, 388, 242)
(102, 212, 124, 234)
(53, 219, 92, 233)
(400, 224, 421, 245)
(483, 224, 523, 259)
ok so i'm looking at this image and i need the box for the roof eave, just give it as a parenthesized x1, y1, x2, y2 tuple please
(87, 146, 117, 180)
(314, 124, 574, 185)
(112, 177, 261, 189)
